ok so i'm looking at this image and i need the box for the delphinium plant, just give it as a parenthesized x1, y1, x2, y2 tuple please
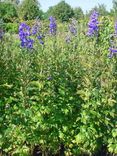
(86, 10, 100, 55)
(65, 18, 78, 41)
(19, 23, 34, 49)
(48, 16, 57, 51)
(0, 11, 117, 156)
(87, 11, 99, 37)
(65, 18, 78, 51)
(108, 21, 117, 58)
(68, 18, 78, 36)
(0, 19, 5, 40)
(31, 19, 45, 46)
(49, 16, 57, 36)
(0, 28, 4, 40)
(67, 11, 117, 156)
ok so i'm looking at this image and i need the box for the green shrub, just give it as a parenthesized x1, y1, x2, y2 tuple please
(0, 2, 18, 23)
(4, 23, 18, 33)
(0, 17, 117, 156)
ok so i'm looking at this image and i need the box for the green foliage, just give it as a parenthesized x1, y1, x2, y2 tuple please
(3, 0, 20, 5)
(0, 17, 117, 156)
(0, 1, 18, 23)
(4, 22, 18, 33)
(87, 4, 109, 17)
(46, 0, 74, 22)
(98, 17, 114, 49)
(19, 0, 43, 20)
(112, 0, 117, 18)
(73, 7, 84, 20)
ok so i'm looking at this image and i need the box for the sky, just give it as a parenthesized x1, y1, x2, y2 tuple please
(39, 0, 113, 13)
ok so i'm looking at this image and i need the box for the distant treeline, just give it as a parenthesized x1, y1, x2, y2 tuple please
(0, 0, 117, 23)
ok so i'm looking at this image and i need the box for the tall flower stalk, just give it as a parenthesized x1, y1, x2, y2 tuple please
(115, 21, 117, 35)
(108, 21, 117, 58)
(0, 29, 4, 40)
(31, 19, 42, 35)
(19, 21, 45, 49)
(49, 16, 57, 36)
(65, 18, 78, 44)
(19, 23, 34, 49)
(32, 20, 45, 45)
(87, 11, 99, 37)
(0, 19, 4, 40)
(68, 18, 77, 36)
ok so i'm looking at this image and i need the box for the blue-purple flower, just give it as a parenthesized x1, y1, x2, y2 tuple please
(65, 35, 71, 43)
(49, 16, 57, 35)
(19, 23, 30, 38)
(0, 29, 4, 39)
(87, 11, 99, 37)
(108, 22, 117, 58)
(108, 47, 117, 58)
(31, 25, 38, 35)
(37, 35, 44, 45)
(19, 23, 34, 49)
(65, 19, 77, 44)
(115, 21, 117, 35)
(0, 19, 4, 40)
(31, 20, 42, 35)
(69, 19, 77, 36)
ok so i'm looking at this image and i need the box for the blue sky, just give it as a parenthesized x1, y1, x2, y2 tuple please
(39, 0, 113, 12)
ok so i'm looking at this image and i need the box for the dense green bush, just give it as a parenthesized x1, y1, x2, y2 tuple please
(4, 23, 19, 33)
(19, 0, 43, 20)
(0, 16, 117, 156)
(46, 0, 74, 22)
(0, 2, 18, 23)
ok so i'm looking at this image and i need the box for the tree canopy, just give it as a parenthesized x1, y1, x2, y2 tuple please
(0, 1, 18, 22)
(46, 0, 74, 22)
(73, 7, 84, 20)
(112, 0, 117, 17)
(88, 4, 108, 16)
(19, 0, 43, 20)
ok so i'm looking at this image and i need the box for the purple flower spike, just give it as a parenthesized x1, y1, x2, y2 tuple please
(32, 25, 38, 35)
(109, 48, 117, 53)
(37, 35, 43, 40)
(65, 35, 71, 43)
(19, 23, 34, 49)
(87, 11, 99, 37)
(108, 47, 117, 58)
(31, 20, 42, 35)
(19, 23, 30, 36)
(27, 39, 34, 49)
(115, 21, 117, 35)
(0, 29, 4, 39)
(49, 16, 57, 35)
(37, 35, 44, 45)
(69, 19, 77, 36)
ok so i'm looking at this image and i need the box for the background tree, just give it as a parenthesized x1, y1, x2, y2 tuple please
(45, 6, 54, 19)
(73, 7, 84, 20)
(46, 0, 74, 22)
(88, 4, 108, 16)
(0, 1, 18, 22)
(19, 0, 43, 20)
(97, 4, 108, 16)
(112, 0, 117, 18)
(3, 0, 20, 5)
